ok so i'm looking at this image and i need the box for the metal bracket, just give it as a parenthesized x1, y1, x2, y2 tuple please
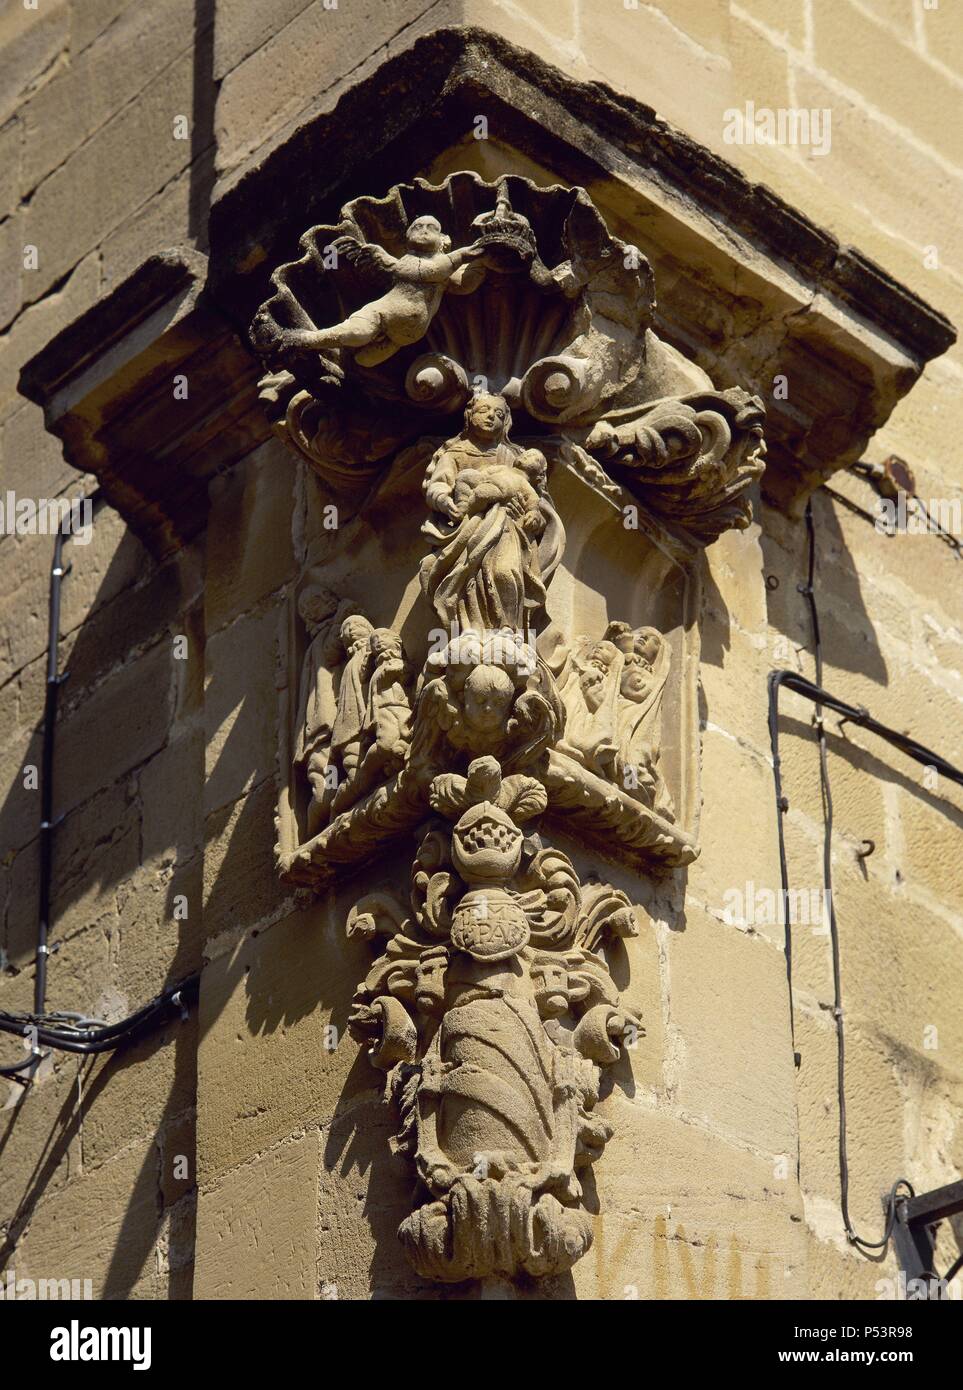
(889, 1180, 963, 1297)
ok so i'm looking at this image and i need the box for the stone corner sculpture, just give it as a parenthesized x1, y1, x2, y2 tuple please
(251, 172, 766, 1283)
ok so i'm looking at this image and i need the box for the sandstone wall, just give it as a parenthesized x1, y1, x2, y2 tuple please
(1, 0, 960, 1299)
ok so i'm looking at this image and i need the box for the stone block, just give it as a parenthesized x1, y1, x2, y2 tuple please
(78, 1021, 195, 1172)
(1, 399, 74, 497)
(828, 858, 963, 1064)
(898, 784, 963, 907)
(669, 905, 799, 1156)
(54, 639, 175, 819)
(0, 720, 44, 864)
(812, 0, 962, 165)
(576, 1096, 806, 1299)
(215, 0, 465, 173)
(0, 1058, 80, 1227)
(733, 0, 807, 49)
(0, 115, 22, 215)
(205, 444, 296, 634)
(579, 0, 732, 160)
(112, 854, 205, 1002)
(72, 0, 137, 56)
(0, 1, 69, 126)
(196, 893, 377, 1184)
(202, 775, 289, 943)
(15, 1133, 164, 1299)
(0, 251, 100, 414)
(139, 729, 205, 869)
(213, 0, 315, 79)
(203, 601, 282, 815)
(193, 1130, 322, 1298)
(22, 0, 197, 192)
(794, 1007, 906, 1239)
(20, 45, 196, 301)
(688, 727, 783, 922)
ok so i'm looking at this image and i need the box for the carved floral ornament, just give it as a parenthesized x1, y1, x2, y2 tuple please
(251, 173, 766, 1283)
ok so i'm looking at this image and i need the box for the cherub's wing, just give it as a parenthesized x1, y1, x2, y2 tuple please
(335, 236, 397, 287)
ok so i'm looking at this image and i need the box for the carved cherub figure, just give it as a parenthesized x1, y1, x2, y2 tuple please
(276, 216, 487, 368)
(408, 629, 562, 780)
(449, 448, 547, 521)
(555, 621, 674, 818)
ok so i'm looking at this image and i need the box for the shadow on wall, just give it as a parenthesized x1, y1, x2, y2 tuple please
(189, 0, 217, 246)
(758, 496, 889, 687)
(0, 1025, 196, 1299)
(0, 517, 203, 1298)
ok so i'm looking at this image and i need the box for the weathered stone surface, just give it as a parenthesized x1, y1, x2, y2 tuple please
(202, 775, 290, 943)
(0, 1, 69, 127)
(14, 1134, 165, 1299)
(193, 1129, 322, 1299)
(669, 906, 798, 1156)
(20, 46, 198, 303)
(196, 896, 375, 1184)
(79, 1023, 195, 1172)
(0, 1058, 80, 1226)
(578, 1096, 806, 1300)
(21, 0, 198, 194)
(204, 443, 296, 633)
(54, 639, 176, 819)
(203, 601, 281, 815)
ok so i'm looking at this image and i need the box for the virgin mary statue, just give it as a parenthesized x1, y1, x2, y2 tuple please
(419, 393, 564, 634)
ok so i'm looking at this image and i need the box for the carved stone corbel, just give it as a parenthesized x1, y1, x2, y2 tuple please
(253, 173, 766, 1282)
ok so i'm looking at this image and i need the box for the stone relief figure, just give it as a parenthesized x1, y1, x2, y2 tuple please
(556, 621, 674, 819)
(256, 216, 488, 370)
(408, 628, 563, 779)
(324, 613, 376, 817)
(293, 587, 362, 837)
(340, 627, 413, 811)
(295, 608, 414, 832)
(420, 393, 564, 632)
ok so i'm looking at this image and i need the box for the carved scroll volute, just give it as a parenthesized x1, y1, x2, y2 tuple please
(252, 173, 765, 1283)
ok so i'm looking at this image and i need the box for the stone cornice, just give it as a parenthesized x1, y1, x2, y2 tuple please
(210, 27, 954, 368)
(18, 25, 956, 555)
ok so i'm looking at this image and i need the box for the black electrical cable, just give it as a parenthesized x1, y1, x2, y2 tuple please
(36, 522, 71, 1018)
(0, 974, 199, 1057)
(0, 494, 199, 1083)
(1, 519, 73, 1083)
(766, 495, 963, 1259)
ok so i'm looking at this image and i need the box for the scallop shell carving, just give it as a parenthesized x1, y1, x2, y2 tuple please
(250, 171, 656, 426)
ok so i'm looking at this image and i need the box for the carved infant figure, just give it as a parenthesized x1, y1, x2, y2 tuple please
(272, 216, 487, 368)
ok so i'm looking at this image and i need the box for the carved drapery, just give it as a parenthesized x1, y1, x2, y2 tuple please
(252, 173, 765, 1283)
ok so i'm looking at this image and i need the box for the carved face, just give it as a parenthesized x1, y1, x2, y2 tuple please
(298, 586, 336, 632)
(579, 640, 618, 707)
(406, 215, 447, 253)
(451, 802, 523, 884)
(370, 629, 403, 663)
(621, 633, 663, 699)
(341, 615, 373, 653)
(466, 394, 509, 443)
(516, 449, 547, 492)
(463, 665, 515, 733)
